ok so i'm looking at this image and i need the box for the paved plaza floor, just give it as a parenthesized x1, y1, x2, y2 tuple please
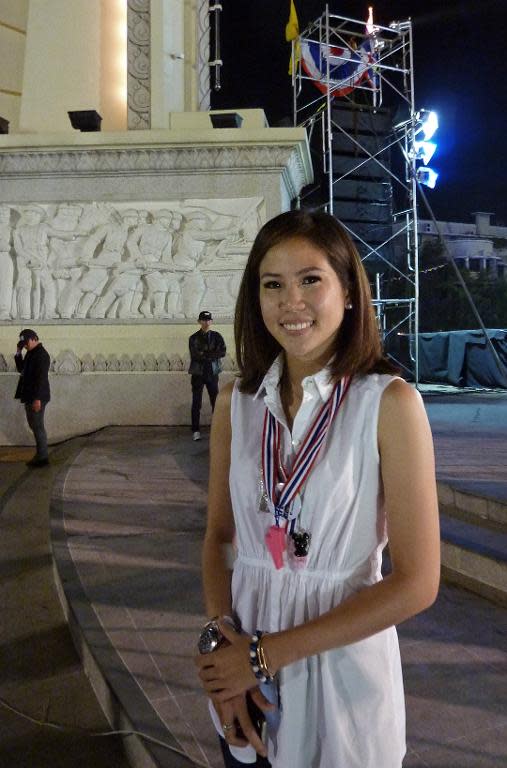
(0, 389, 506, 767)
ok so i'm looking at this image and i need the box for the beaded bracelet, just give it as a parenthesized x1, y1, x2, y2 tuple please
(249, 631, 275, 682)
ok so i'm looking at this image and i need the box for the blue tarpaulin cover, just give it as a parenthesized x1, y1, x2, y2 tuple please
(418, 330, 507, 388)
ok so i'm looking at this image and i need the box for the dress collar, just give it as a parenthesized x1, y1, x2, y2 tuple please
(254, 354, 335, 404)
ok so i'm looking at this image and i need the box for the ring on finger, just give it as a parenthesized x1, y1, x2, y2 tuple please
(222, 722, 235, 734)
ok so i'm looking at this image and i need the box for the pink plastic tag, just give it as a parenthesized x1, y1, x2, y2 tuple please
(265, 525, 286, 570)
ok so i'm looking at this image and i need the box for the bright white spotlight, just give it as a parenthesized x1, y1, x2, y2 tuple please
(413, 140, 437, 165)
(416, 167, 439, 189)
(419, 110, 438, 140)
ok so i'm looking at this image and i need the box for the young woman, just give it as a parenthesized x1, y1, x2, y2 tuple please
(195, 210, 440, 768)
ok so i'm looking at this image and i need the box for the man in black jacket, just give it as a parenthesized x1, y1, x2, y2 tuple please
(188, 310, 226, 441)
(14, 328, 51, 467)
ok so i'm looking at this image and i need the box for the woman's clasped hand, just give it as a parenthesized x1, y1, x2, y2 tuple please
(195, 621, 259, 700)
(195, 622, 274, 758)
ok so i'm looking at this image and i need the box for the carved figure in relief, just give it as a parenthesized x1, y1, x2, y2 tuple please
(90, 210, 146, 319)
(166, 272, 183, 317)
(199, 202, 261, 270)
(172, 212, 209, 271)
(75, 202, 111, 234)
(77, 209, 139, 318)
(48, 204, 86, 319)
(0, 205, 14, 320)
(13, 205, 82, 319)
(192, 209, 252, 271)
(126, 210, 179, 317)
(181, 270, 206, 318)
(13, 207, 57, 319)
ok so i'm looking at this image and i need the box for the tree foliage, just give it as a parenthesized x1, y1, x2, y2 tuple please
(419, 239, 507, 332)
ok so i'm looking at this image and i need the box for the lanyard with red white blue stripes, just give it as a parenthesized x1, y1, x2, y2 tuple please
(261, 375, 351, 530)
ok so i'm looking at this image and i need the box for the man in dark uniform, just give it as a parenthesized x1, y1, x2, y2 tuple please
(188, 310, 226, 441)
(14, 328, 51, 467)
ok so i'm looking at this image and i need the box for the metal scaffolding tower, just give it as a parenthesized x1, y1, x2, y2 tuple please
(291, 7, 421, 382)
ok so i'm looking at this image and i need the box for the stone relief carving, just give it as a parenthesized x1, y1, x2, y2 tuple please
(0, 198, 264, 322)
(127, 0, 151, 129)
(0, 205, 14, 320)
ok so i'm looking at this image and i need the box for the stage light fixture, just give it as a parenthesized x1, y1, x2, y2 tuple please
(67, 110, 102, 132)
(416, 167, 438, 189)
(413, 140, 437, 165)
(418, 110, 438, 141)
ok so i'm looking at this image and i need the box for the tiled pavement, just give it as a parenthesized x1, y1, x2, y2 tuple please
(0, 438, 129, 768)
(1, 390, 506, 767)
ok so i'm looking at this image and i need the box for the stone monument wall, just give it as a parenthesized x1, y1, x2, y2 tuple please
(0, 116, 313, 443)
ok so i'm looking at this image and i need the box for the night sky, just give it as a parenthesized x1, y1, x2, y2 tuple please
(211, 1, 506, 224)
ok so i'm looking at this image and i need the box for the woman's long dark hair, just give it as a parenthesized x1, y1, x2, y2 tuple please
(234, 210, 398, 393)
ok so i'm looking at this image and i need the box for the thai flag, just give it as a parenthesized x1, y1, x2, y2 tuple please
(301, 36, 378, 97)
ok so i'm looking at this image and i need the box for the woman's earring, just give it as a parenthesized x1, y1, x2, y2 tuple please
(345, 303, 353, 310)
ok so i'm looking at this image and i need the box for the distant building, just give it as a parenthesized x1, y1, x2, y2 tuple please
(418, 212, 507, 279)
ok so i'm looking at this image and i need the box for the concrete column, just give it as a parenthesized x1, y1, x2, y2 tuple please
(150, 0, 199, 127)
(19, 0, 127, 133)
(20, 0, 100, 132)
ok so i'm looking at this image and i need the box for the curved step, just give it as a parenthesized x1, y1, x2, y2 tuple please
(49, 426, 215, 768)
(437, 483, 507, 605)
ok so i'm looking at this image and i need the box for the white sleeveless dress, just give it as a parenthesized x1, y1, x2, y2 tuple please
(229, 357, 406, 768)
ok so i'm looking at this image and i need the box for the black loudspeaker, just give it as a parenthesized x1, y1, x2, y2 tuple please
(210, 112, 243, 129)
(68, 110, 102, 132)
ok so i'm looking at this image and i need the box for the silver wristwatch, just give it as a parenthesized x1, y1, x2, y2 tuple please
(197, 615, 237, 655)
(197, 618, 224, 654)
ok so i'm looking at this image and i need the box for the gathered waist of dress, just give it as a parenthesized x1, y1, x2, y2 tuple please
(235, 552, 379, 583)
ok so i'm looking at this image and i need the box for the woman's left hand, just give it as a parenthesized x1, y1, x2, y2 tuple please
(195, 622, 258, 702)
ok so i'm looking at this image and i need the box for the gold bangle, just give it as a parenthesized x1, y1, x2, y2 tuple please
(257, 634, 275, 678)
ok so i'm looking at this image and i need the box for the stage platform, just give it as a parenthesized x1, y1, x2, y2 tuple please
(0, 389, 506, 768)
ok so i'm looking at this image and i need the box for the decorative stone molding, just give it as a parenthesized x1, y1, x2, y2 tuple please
(144, 353, 157, 371)
(127, 0, 151, 129)
(0, 145, 308, 189)
(52, 350, 81, 375)
(157, 353, 170, 371)
(81, 354, 94, 372)
(94, 354, 107, 371)
(106, 354, 121, 372)
(168, 353, 184, 371)
(0, 349, 237, 375)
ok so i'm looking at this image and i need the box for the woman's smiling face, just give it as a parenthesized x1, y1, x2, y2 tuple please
(259, 236, 349, 371)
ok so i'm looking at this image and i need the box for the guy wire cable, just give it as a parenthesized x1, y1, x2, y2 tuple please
(0, 694, 210, 768)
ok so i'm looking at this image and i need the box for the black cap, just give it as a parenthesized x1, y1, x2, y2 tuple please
(198, 311, 213, 321)
(19, 328, 38, 342)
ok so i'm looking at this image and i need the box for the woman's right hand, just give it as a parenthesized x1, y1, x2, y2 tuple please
(213, 688, 272, 758)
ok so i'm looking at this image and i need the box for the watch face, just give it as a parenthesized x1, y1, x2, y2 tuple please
(198, 622, 222, 654)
